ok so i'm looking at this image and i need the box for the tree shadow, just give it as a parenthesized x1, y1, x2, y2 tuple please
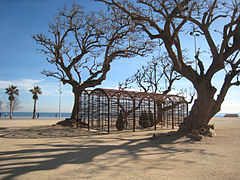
(0, 134, 219, 179)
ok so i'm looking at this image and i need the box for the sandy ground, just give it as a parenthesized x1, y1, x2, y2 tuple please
(0, 117, 239, 180)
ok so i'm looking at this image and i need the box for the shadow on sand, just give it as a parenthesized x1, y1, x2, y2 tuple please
(0, 133, 218, 179)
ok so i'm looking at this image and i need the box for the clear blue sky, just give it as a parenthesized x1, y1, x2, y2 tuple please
(0, 0, 239, 114)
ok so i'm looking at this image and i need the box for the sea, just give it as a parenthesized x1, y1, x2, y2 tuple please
(0, 112, 71, 118)
(0, 112, 238, 118)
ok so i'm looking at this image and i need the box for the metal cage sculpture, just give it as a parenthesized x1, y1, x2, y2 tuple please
(77, 88, 188, 133)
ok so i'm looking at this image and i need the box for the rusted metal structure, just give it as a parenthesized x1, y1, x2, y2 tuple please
(77, 88, 188, 133)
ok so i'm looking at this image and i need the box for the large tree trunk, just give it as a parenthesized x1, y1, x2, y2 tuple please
(178, 81, 219, 133)
(71, 86, 81, 119)
(71, 94, 78, 119)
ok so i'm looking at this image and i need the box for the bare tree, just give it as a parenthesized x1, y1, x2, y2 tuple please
(118, 54, 195, 127)
(33, 3, 153, 119)
(177, 88, 195, 105)
(98, 0, 240, 132)
(11, 98, 22, 113)
(6, 98, 22, 118)
(119, 53, 181, 94)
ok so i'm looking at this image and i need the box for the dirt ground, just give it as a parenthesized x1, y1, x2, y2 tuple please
(0, 117, 239, 180)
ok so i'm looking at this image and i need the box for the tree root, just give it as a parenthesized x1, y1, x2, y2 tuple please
(187, 124, 216, 141)
(151, 131, 179, 140)
(56, 118, 88, 128)
(151, 124, 216, 141)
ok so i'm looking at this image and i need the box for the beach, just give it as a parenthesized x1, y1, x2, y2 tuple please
(0, 117, 239, 180)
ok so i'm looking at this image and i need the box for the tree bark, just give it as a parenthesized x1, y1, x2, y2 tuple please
(10, 101, 13, 119)
(71, 94, 78, 119)
(70, 86, 81, 119)
(32, 99, 36, 119)
(178, 81, 218, 133)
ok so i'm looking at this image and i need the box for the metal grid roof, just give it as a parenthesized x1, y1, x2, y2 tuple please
(85, 88, 187, 103)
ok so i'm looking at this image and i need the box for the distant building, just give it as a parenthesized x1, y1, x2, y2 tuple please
(224, 114, 238, 117)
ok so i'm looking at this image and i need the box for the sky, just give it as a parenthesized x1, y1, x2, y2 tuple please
(0, 0, 239, 114)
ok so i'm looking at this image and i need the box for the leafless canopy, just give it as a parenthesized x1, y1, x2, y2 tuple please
(33, 2, 154, 90)
(6, 98, 22, 112)
(97, 0, 240, 130)
(119, 53, 181, 94)
(97, 0, 240, 85)
(33, 2, 154, 118)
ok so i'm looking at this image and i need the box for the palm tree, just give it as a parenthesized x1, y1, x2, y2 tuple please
(5, 85, 19, 119)
(29, 86, 42, 119)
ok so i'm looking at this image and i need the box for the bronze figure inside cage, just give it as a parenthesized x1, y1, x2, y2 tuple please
(77, 88, 188, 133)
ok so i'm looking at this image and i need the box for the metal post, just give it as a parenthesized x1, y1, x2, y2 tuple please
(161, 103, 163, 128)
(133, 99, 136, 132)
(97, 96, 100, 129)
(177, 103, 180, 126)
(83, 93, 86, 125)
(91, 96, 94, 130)
(148, 99, 151, 129)
(190, 26, 199, 73)
(117, 98, 120, 131)
(108, 98, 110, 134)
(125, 99, 128, 131)
(166, 103, 169, 128)
(76, 91, 79, 128)
(59, 80, 62, 118)
(194, 34, 197, 71)
(154, 101, 156, 130)
(88, 93, 90, 131)
(172, 102, 174, 129)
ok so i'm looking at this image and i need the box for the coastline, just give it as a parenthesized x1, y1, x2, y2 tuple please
(0, 112, 71, 118)
(0, 116, 66, 120)
(0, 112, 238, 119)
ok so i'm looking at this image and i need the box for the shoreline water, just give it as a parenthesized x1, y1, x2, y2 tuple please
(0, 116, 66, 121)
(0, 112, 238, 119)
(0, 112, 71, 118)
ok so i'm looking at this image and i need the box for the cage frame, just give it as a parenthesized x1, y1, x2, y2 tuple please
(77, 88, 188, 133)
